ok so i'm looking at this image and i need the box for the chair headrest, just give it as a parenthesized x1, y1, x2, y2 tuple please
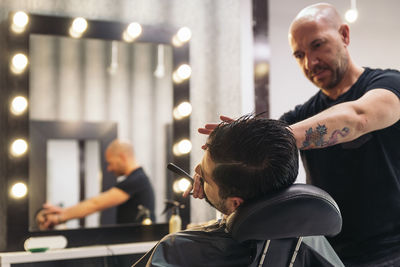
(226, 184, 342, 243)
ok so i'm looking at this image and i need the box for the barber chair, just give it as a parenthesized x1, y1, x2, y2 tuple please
(226, 184, 343, 267)
(133, 183, 342, 267)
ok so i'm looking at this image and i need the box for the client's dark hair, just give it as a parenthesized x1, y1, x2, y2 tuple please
(206, 114, 298, 202)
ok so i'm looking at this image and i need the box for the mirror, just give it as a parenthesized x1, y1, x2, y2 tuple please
(1, 12, 190, 251)
(28, 34, 174, 230)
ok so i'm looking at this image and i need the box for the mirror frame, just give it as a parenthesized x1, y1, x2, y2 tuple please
(0, 12, 190, 252)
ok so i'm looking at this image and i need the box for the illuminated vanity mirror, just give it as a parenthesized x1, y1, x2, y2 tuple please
(1, 12, 190, 251)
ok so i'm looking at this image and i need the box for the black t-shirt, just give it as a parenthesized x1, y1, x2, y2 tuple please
(114, 167, 155, 224)
(280, 68, 400, 262)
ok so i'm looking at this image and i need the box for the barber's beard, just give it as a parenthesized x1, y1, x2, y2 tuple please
(309, 49, 349, 91)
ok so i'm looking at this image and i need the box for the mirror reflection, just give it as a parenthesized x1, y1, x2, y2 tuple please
(29, 34, 174, 230)
(46, 139, 101, 229)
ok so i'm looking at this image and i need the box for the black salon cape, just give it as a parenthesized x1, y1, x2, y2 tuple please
(136, 222, 344, 267)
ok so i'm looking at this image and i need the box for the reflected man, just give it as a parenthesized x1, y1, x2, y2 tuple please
(37, 139, 155, 229)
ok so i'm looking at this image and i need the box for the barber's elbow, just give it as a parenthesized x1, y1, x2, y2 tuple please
(352, 113, 369, 136)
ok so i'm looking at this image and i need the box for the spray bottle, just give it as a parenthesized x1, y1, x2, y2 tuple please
(163, 200, 183, 233)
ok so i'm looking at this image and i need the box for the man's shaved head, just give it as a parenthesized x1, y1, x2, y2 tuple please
(106, 139, 135, 159)
(289, 3, 343, 35)
(105, 139, 139, 176)
(287, 3, 353, 95)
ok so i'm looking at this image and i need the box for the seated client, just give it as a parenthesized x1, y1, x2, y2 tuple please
(141, 115, 343, 267)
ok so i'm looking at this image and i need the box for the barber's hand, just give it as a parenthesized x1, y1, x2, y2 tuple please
(36, 209, 49, 230)
(198, 115, 234, 135)
(198, 115, 234, 149)
(183, 173, 205, 199)
(36, 203, 63, 230)
(41, 213, 60, 230)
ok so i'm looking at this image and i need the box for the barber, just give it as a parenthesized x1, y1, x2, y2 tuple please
(196, 3, 400, 266)
(37, 139, 155, 229)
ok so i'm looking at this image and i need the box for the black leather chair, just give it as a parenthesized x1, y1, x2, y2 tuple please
(134, 183, 343, 267)
(226, 184, 343, 266)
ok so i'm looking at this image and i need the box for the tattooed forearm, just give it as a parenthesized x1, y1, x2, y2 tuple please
(301, 124, 350, 149)
(327, 127, 350, 145)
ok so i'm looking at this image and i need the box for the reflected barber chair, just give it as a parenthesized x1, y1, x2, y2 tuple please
(226, 184, 343, 267)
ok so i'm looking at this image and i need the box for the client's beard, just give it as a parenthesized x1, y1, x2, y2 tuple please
(204, 193, 229, 215)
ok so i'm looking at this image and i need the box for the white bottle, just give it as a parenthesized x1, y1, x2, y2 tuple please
(169, 206, 182, 233)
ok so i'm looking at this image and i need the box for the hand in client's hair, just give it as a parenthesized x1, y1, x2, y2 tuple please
(198, 115, 233, 135)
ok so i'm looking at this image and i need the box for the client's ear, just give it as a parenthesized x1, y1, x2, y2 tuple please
(227, 197, 244, 213)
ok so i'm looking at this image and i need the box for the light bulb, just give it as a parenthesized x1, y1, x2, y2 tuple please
(11, 53, 28, 74)
(13, 11, 29, 27)
(176, 27, 192, 43)
(11, 96, 28, 115)
(345, 9, 358, 23)
(154, 44, 165, 78)
(173, 102, 192, 120)
(173, 178, 191, 193)
(172, 71, 183, 83)
(176, 64, 191, 80)
(10, 182, 28, 199)
(69, 17, 88, 38)
(72, 17, 88, 33)
(10, 138, 28, 157)
(173, 139, 192, 156)
(11, 11, 29, 33)
(123, 22, 142, 42)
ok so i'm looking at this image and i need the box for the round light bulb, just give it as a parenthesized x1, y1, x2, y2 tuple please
(10, 182, 28, 199)
(11, 53, 28, 73)
(12, 11, 29, 32)
(10, 138, 28, 157)
(173, 101, 192, 119)
(11, 96, 28, 115)
(176, 64, 192, 80)
(123, 22, 142, 42)
(172, 35, 183, 47)
(173, 139, 192, 156)
(177, 27, 192, 43)
(71, 17, 88, 34)
(345, 9, 358, 23)
(173, 178, 191, 193)
(172, 71, 184, 83)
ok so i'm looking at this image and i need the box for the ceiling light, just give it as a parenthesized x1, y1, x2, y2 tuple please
(154, 44, 165, 78)
(345, 0, 358, 23)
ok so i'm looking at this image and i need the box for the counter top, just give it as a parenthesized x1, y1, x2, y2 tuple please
(0, 241, 156, 267)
